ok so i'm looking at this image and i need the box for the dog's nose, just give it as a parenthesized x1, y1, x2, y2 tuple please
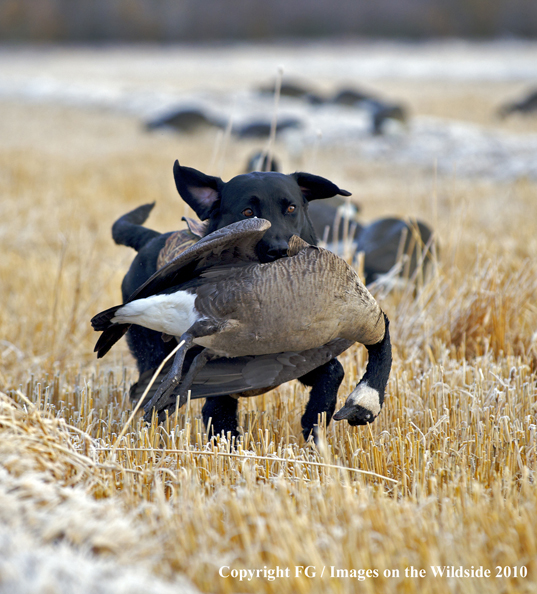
(259, 243, 289, 263)
(266, 246, 288, 261)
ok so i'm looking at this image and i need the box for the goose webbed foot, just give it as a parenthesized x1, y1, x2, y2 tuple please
(153, 348, 217, 419)
(143, 332, 194, 421)
(143, 343, 217, 422)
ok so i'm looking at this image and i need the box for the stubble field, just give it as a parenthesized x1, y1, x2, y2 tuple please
(0, 43, 537, 594)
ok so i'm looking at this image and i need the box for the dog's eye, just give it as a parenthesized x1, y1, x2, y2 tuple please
(286, 205, 296, 214)
(242, 208, 254, 218)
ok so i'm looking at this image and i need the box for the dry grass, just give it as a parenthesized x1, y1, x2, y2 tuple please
(0, 96, 536, 593)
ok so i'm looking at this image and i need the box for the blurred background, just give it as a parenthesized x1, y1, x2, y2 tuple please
(1, 0, 537, 41)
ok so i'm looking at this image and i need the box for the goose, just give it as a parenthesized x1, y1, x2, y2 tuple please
(145, 107, 225, 133)
(233, 116, 303, 139)
(92, 218, 392, 427)
(245, 150, 280, 173)
(257, 78, 325, 105)
(498, 89, 537, 118)
(356, 217, 435, 286)
(330, 88, 408, 135)
(331, 88, 373, 106)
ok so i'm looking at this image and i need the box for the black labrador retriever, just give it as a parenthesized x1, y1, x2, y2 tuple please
(112, 159, 351, 441)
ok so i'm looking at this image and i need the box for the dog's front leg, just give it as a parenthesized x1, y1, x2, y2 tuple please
(202, 395, 240, 440)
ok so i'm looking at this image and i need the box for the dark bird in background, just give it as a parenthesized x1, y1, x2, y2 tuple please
(356, 217, 434, 286)
(366, 100, 408, 135)
(256, 78, 408, 135)
(257, 78, 325, 105)
(245, 150, 280, 173)
(498, 89, 537, 118)
(144, 78, 406, 140)
(331, 90, 408, 135)
(145, 107, 225, 133)
(233, 116, 303, 139)
(145, 106, 302, 140)
(331, 88, 373, 106)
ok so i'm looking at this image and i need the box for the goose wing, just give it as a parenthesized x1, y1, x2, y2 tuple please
(91, 218, 271, 357)
(130, 339, 354, 404)
(125, 218, 271, 304)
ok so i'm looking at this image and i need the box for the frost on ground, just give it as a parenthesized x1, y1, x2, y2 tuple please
(327, 115, 537, 180)
(0, 467, 199, 594)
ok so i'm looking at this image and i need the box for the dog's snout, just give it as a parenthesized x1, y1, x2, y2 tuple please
(266, 246, 289, 261)
(257, 239, 289, 263)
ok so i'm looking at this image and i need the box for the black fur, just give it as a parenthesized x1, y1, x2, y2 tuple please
(113, 159, 350, 440)
(112, 203, 161, 252)
(299, 358, 345, 440)
(202, 396, 240, 438)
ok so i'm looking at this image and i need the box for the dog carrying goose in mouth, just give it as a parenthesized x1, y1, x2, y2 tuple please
(112, 160, 357, 441)
(92, 218, 392, 428)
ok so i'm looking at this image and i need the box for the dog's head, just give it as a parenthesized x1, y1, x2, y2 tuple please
(173, 160, 351, 263)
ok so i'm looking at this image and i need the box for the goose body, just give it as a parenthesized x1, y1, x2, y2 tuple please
(92, 218, 391, 427)
(164, 245, 382, 358)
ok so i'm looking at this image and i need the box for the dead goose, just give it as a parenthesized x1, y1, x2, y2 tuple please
(92, 218, 392, 427)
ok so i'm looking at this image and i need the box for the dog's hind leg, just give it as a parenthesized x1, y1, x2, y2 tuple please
(298, 357, 344, 442)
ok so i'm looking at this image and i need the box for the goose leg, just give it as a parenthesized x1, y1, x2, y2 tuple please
(298, 357, 344, 442)
(154, 348, 218, 416)
(143, 332, 195, 420)
(144, 319, 219, 422)
(143, 319, 219, 422)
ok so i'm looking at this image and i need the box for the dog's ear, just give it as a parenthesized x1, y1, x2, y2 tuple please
(291, 172, 351, 202)
(173, 160, 224, 220)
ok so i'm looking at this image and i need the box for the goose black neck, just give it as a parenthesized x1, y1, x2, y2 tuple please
(362, 313, 392, 405)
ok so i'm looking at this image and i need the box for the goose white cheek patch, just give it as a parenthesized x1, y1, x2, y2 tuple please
(347, 383, 381, 417)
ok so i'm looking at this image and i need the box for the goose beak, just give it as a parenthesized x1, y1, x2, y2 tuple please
(333, 383, 381, 426)
(333, 402, 377, 426)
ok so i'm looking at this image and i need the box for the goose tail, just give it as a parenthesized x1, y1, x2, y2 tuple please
(91, 305, 130, 358)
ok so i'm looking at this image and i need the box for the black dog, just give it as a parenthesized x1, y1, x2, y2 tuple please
(112, 159, 351, 440)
